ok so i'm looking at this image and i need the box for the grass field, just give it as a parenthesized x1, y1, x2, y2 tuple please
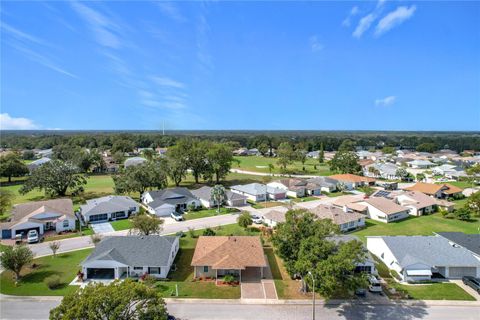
(389, 282, 475, 301)
(184, 207, 239, 220)
(353, 213, 479, 240)
(249, 201, 286, 209)
(0, 249, 91, 296)
(234, 156, 332, 175)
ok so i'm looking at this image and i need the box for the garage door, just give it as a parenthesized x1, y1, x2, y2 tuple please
(449, 267, 477, 278)
(87, 268, 115, 279)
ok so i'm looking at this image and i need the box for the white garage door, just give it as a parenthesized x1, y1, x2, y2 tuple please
(448, 267, 477, 278)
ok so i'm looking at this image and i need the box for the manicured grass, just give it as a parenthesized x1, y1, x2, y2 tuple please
(234, 156, 332, 176)
(453, 197, 468, 209)
(389, 282, 475, 301)
(290, 196, 320, 203)
(436, 181, 477, 189)
(0, 248, 92, 296)
(353, 213, 479, 241)
(249, 201, 285, 209)
(110, 219, 133, 231)
(184, 207, 239, 221)
(324, 191, 352, 197)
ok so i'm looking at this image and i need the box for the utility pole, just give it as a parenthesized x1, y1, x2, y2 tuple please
(308, 271, 315, 320)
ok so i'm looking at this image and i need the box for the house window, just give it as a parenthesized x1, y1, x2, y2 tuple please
(149, 267, 161, 274)
(133, 267, 143, 271)
(348, 221, 354, 227)
(63, 220, 69, 227)
(203, 266, 209, 273)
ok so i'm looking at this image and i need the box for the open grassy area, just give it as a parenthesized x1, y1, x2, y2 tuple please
(0, 249, 92, 296)
(184, 207, 239, 220)
(389, 282, 475, 301)
(249, 200, 286, 209)
(324, 191, 352, 197)
(234, 156, 332, 176)
(110, 219, 133, 231)
(353, 213, 479, 240)
(289, 196, 320, 203)
(436, 180, 477, 189)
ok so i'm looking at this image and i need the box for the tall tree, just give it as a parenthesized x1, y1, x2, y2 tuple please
(329, 151, 361, 174)
(142, 149, 156, 161)
(111, 140, 135, 154)
(0, 190, 14, 219)
(1, 245, 34, 282)
(176, 139, 208, 183)
(165, 145, 188, 186)
(0, 152, 29, 183)
(205, 143, 234, 183)
(50, 279, 168, 320)
(318, 143, 325, 164)
(338, 139, 356, 152)
(277, 142, 295, 171)
(19, 160, 87, 197)
(130, 214, 164, 235)
(113, 159, 168, 197)
(210, 184, 227, 213)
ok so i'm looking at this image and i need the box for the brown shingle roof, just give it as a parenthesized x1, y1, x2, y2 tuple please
(309, 205, 364, 225)
(363, 197, 407, 215)
(329, 174, 376, 183)
(404, 182, 463, 196)
(191, 236, 267, 270)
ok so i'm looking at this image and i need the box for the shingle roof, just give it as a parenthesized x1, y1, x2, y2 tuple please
(191, 186, 247, 203)
(80, 196, 138, 216)
(230, 183, 284, 196)
(82, 236, 177, 266)
(437, 232, 480, 256)
(2, 199, 74, 228)
(396, 191, 438, 209)
(263, 210, 286, 223)
(124, 157, 146, 167)
(404, 182, 463, 195)
(329, 174, 376, 183)
(309, 205, 364, 225)
(191, 236, 267, 269)
(145, 188, 197, 209)
(306, 176, 338, 188)
(363, 197, 407, 215)
(375, 236, 480, 268)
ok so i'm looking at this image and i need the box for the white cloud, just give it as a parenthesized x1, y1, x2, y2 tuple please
(155, 1, 185, 22)
(342, 6, 359, 27)
(151, 76, 185, 89)
(353, 13, 376, 38)
(309, 35, 324, 52)
(0, 113, 39, 130)
(1, 23, 48, 46)
(375, 96, 396, 107)
(375, 6, 416, 36)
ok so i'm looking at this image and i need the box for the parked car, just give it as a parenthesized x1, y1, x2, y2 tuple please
(355, 288, 367, 297)
(251, 215, 263, 224)
(463, 276, 480, 294)
(27, 230, 39, 244)
(368, 275, 382, 293)
(171, 211, 184, 222)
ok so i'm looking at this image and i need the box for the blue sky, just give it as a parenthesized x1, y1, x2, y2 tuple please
(1, 1, 479, 131)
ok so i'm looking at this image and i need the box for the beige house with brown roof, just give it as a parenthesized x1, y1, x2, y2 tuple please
(309, 205, 365, 232)
(191, 236, 267, 283)
(403, 182, 463, 199)
(358, 197, 410, 223)
(267, 178, 321, 198)
(0, 199, 76, 239)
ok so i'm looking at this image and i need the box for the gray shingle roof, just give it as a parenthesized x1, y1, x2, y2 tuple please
(145, 188, 197, 209)
(378, 236, 480, 269)
(437, 232, 480, 256)
(230, 183, 284, 196)
(80, 196, 138, 216)
(82, 236, 178, 266)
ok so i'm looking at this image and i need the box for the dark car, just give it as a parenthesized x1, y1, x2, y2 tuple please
(355, 288, 367, 297)
(462, 276, 480, 294)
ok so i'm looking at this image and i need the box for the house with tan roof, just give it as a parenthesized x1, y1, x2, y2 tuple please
(0, 199, 76, 240)
(191, 236, 267, 283)
(267, 178, 321, 198)
(263, 209, 287, 228)
(309, 205, 365, 232)
(357, 197, 410, 223)
(394, 191, 439, 216)
(403, 182, 463, 199)
(329, 174, 375, 190)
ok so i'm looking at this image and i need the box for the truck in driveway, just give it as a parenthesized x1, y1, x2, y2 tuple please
(463, 276, 480, 294)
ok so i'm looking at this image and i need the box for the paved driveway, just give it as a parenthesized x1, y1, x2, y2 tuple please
(451, 280, 480, 301)
(241, 256, 278, 300)
(91, 223, 114, 234)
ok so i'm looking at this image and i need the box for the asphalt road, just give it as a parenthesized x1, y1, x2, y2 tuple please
(1, 298, 479, 320)
(29, 213, 240, 257)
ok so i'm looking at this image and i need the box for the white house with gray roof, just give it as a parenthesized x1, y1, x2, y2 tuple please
(79, 196, 139, 223)
(230, 183, 286, 202)
(81, 236, 179, 280)
(191, 186, 247, 208)
(142, 188, 201, 217)
(367, 235, 480, 282)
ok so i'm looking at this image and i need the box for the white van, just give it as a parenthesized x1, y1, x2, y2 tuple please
(368, 275, 382, 293)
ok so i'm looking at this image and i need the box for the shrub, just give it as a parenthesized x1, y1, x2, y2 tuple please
(141, 274, 158, 288)
(203, 228, 216, 236)
(223, 274, 235, 284)
(237, 212, 253, 229)
(175, 231, 185, 238)
(44, 275, 62, 289)
(455, 208, 471, 221)
(187, 227, 197, 238)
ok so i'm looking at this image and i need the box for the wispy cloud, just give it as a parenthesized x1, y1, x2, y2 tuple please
(1, 23, 48, 46)
(70, 1, 122, 48)
(375, 6, 416, 37)
(151, 76, 185, 89)
(196, 6, 213, 73)
(0, 113, 39, 130)
(309, 35, 324, 52)
(342, 6, 359, 27)
(353, 13, 376, 38)
(375, 96, 396, 107)
(154, 1, 186, 22)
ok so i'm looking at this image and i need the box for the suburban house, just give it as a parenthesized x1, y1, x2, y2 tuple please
(191, 236, 267, 282)
(328, 174, 375, 190)
(332, 195, 368, 214)
(328, 235, 377, 275)
(142, 188, 201, 217)
(34, 148, 53, 158)
(27, 157, 51, 171)
(81, 236, 179, 280)
(432, 164, 466, 179)
(357, 197, 410, 223)
(407, 160, 435, 169)
(437, 232, 480, 259)
(124, 156, 147, 168)
(306, 176, 338, 193)
(267, 178, 321, 198)
(367, 235, 480, 282)
(262, 207, 289, 228)
(1, 199, 75, 240)
(393, 191, 438, 216)
(309, 205, 366, 232)
(191, 186, 247, 208)
(230, 183, 286, 202)
(403, 182, 463, 199)
(79, 196, 140, 223)
(364, 163, 400, 180)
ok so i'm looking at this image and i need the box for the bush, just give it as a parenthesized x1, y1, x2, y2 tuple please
(203, 228, 216, 236)
(187, 227, 197, 238)
(237, 212, 253, 229)
(455, 208, 471, 221)
(141, 274, 158, 288)
(175, 231, 186, 238)
(223, 274, 235, 284)
(44, 275, 62, 289)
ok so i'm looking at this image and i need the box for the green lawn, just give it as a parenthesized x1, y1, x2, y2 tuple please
(234, 156, 332, 176)
(0, 249, 92, 296)
(436, 181, 477, 189)
(324, 191, 352, 197)
(110, 219, 133, 231)
(184, 207, 239, 221)
(389, 282, 475, 301)
(290, 196, 320, 203)
(250, 201, 286, 209)
(353, 213, 479, 240)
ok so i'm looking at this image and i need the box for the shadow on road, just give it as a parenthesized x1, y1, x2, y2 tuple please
(325, 300, 428, 320)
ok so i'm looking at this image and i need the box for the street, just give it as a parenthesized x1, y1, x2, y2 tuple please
(1, 298, 479, 320)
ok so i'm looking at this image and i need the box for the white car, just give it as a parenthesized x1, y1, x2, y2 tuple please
(251, 215, 263, 224)
(171, 211, 184, 222)
(368, 275, 382, 293)
(27, 230, 39, 244)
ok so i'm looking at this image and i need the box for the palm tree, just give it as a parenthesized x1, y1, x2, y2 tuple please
(210, 185, 227, 213)
(268, 163, 274, 175)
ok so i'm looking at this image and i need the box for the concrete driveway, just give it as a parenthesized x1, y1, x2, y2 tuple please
(241, 256, 278, 300)
(90, 222, 114, 234)
(451, 280, 480, 301)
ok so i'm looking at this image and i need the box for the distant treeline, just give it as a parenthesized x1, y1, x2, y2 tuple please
(1, 130, 479, 152)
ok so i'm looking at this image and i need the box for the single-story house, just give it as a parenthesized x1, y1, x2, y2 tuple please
(124, 157, 147, 168)
(34, 148, 53, 158)
(81, 236, 179, 280)
(191, 236, 267, 282)
(403, 182, 463, 199)
(437, 232, 480, 259)
(332, 195, 368, 213)
(263, 209, 287, 228)
(230, 183, 286, 202)
(79, 196, 139, 223)
(142, 188, 201, 217)
(329, 174, 376, 190)
(306, 176, 338, 193)
(267, 178, 321, 198)
(407, 160, 435, 169)
(327, 235, 377, 275)
(364, 163, 400, 180)
(367, 235, 480, 282)
(1, 199, 75, 239)
(27, 157, 51, 171)
(358, 197, 410, 223)
(394, 191, 438, 216)
(309, 205, 366, 232)
(191, 186, 247, 208)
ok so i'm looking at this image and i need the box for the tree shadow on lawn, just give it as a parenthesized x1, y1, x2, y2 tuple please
(20, 270, 60, 284)
(168, 248, 195, 282)
(325, 300, 429, 320)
